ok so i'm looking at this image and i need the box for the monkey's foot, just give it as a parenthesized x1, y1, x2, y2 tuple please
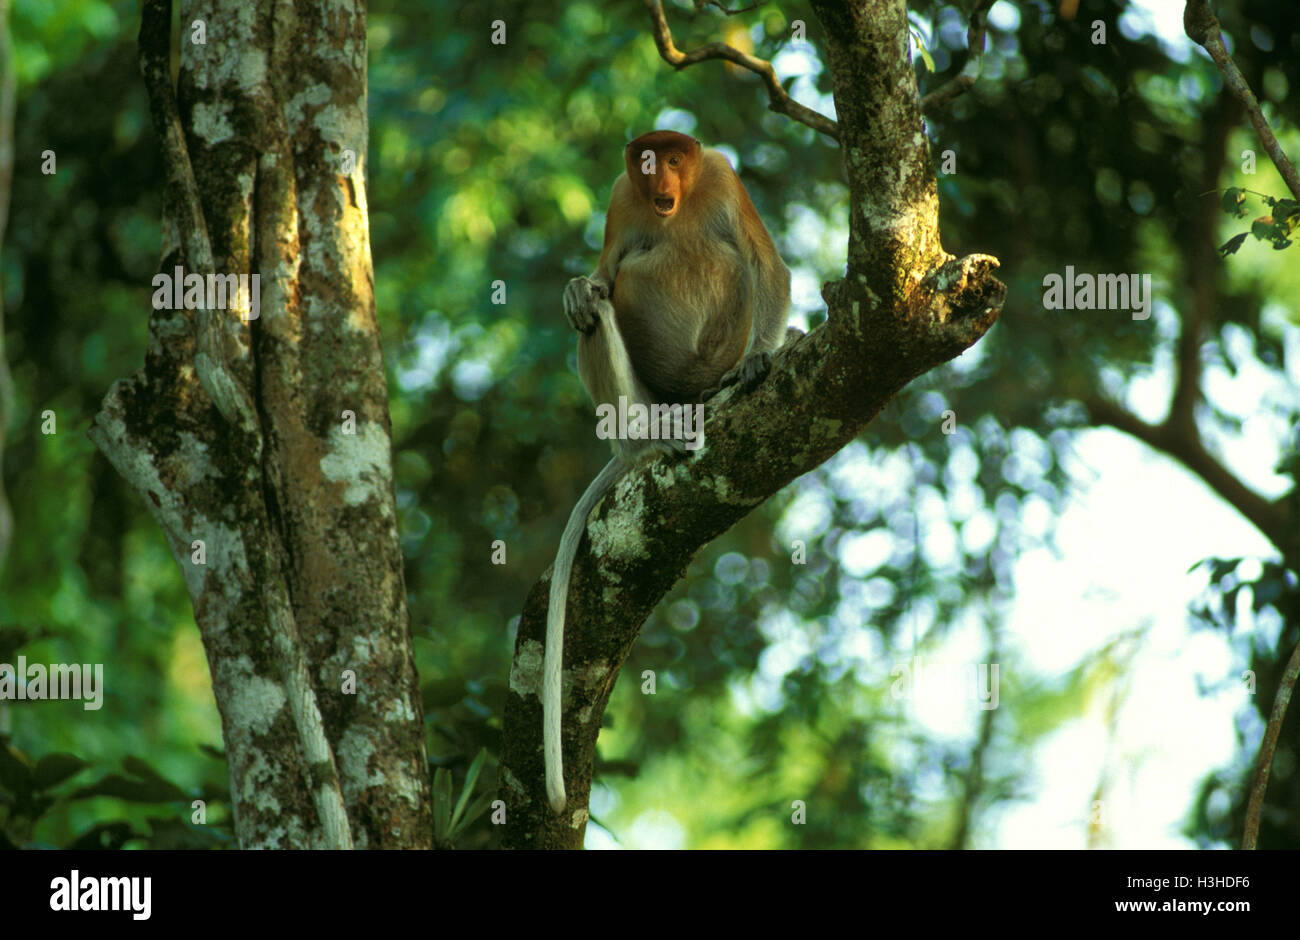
(562, 276, 609, 335)
(701, 350, 772, 401)
(653, 435, 690, 456)
(612, 421, 691, 458)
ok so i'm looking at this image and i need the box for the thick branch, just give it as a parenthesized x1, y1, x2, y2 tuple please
(1184, 0, 1300, 200)
(1170, 97, 1232, 440)
(504, 254, 1004, 848)
(139, 0, 212, 275)
(811, 0, 947, 297)
(140, 0, 257, 431)
(1083, 397, 1289, 548)
(265, 572, 355, 850)
(644, 0, 840, 140)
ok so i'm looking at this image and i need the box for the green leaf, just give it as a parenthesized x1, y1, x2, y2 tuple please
(1273, 199, 1300, 224)
(909, 26, 935, 72)
(1221, 187, 1246, 218)
(33, 753, 89, 790)
(1251, 217, 1277, 241)
(64, 822, 137, 851)
(432, 767, 453, 836)
(450, 791, 494, 837)
(450, 748, 487, 829)
(1217, 233, 1247, 257)
(0, 743, 35, 797)
(122, 756, 189, 797)
(67, 772, 187, 803)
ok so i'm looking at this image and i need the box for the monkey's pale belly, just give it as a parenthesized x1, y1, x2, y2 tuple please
(614, 252, 748, 401)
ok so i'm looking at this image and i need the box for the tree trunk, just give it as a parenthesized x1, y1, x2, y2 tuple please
(89, 0, 431, 849)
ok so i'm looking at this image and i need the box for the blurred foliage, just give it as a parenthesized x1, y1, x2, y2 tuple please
(431, 748, 493, 849)
(0, 0, 1296, 848)
(1218, 188, 1299, 254)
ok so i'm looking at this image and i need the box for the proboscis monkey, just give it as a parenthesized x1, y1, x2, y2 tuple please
(545, 130, 797, 813)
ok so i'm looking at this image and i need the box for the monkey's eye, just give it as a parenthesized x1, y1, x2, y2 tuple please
(668, 155, 681, 168)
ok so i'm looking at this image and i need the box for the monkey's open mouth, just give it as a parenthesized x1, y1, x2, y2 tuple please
(653, 197, 676, 216)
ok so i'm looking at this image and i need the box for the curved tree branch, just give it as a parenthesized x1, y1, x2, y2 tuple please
(1083, 397, 1289, 550)
(644, 0, 840, 141)
(1184, 0, 1300, 201)
(1171, 97, 1230, 458)
(505, 257, 1002, 847)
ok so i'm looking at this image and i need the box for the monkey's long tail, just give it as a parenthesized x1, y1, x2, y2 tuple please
(544, 456, 626, 814)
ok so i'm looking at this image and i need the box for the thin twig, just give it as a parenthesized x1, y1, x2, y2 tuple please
(920, 0, 995, 112)
(1184, 0, 1300, 200)
(644, 0, 839, 141)
(1242, 634, 1300, 849)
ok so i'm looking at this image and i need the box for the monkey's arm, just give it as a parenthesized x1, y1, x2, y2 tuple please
(699, 252, 793, 399)
(562, 175, 634, 335)
(699, 156, 794, 399)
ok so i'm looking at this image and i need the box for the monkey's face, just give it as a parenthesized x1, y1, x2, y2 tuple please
(648, 150, 687, 217)
(625, 131, 702, 220)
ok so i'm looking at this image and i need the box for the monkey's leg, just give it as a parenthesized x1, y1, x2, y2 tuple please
(701, 328, 803, 401)
(576, 303, 687, 457)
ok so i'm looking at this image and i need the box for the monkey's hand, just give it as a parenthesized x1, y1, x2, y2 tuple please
(702, 350, 772, 401)
(563, 276, 610, 335)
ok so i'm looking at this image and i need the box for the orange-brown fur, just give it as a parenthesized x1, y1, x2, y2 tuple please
(545, 131, 793, 813)
(579, 131, 790, 406)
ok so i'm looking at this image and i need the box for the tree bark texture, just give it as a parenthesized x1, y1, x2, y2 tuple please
(89, 0, 431, 849)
